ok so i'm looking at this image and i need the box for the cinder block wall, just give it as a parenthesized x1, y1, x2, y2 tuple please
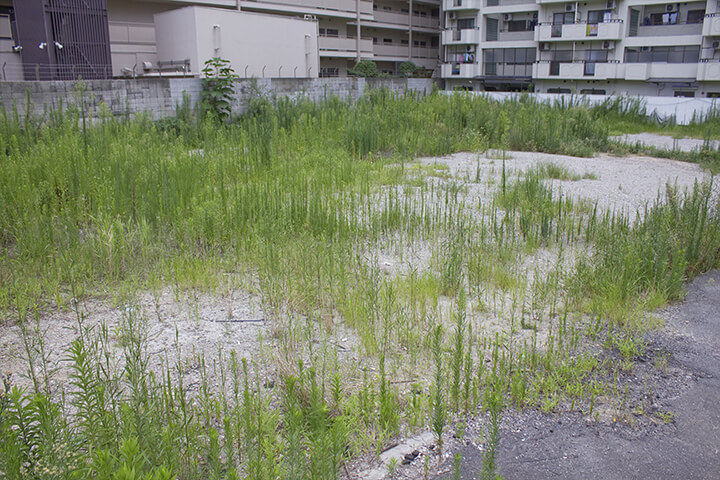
(0, 77, 435, 122)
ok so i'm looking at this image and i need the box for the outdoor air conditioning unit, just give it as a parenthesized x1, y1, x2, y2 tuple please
(602, 41, 614, 50)
(713, 40, 720, 49)
(565, 4, 574, 12)
(504, 13, 513, 21)
(533, 12, 538, 20)
(303, 14, 316, 21)
(606, 0, 616, 9)
(666, 4, 675, 12)
(449, 12, 456, 19)
(540, 43, 551, 51)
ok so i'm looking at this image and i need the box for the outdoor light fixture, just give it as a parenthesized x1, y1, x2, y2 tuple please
(38, 42, 47, 49)
(11, 44, 22, 52)
(54, 41, 63, 49)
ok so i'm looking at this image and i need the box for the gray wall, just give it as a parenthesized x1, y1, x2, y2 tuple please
(0, 77, 436, 122)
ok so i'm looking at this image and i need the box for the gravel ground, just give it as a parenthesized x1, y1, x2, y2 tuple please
(611, 133, 720, 152)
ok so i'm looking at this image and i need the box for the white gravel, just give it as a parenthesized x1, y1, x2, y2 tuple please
(611, 133, 720, 152)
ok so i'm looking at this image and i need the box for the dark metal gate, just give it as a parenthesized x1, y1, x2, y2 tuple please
(45, 0, 112, 79)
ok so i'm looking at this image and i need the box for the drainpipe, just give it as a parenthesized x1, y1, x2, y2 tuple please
(236, 0, 241, 11)
(356, 0, 361, 61)
(408, 0, 413, 61)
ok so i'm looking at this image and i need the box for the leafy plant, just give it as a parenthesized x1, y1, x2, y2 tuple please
(398, 61, 418, 77)
(201, 57, 239, 120)
(348, 60, 378, 77)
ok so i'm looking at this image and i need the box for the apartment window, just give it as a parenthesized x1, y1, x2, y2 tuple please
(431, 36, 439, 47)
(674, 91, 695, 98)
(707, 92, 720, 98)
(413, 40, 427, 47)
(508, 20, 532, 32)
(625, 46, 700, 63)
(0, 12, 13, 39)
(373, 37, 378, 44)
(431, 9, 439, 18)
(457, 18, 475, 30)
(320, 67, 339, 78)
(383, 6, 392, 11)
(401, 39, 409, 45)
(547, 88, 572, 93)
(383, 38, 392, 44)
(580, 89, 606, 95)
(587, 10, 611, 24)
(687, 10, 705, 24)
(484, 48, 535, 76)
(648, 12, 677, 25)
(319, 28, 339, 37)
(401, 8, 409, 13)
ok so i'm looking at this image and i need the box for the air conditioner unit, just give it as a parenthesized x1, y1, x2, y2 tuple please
(540, 43, 551, 51)
(606, 0, 616, 9)
(303, 14, 316, 21)
(504, 14, 513, 21)
(666, 4, 675, 12)
(602, 41, 614, 50)
(449, 12, 456, 19)
(532, 12, 538, 20)
(713, 40, 720, 49)
(565, 4, 574, 12)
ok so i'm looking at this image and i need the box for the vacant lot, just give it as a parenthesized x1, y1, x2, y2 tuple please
(1, 92, 719, 480)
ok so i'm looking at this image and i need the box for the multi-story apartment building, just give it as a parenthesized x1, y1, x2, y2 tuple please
(1, 0, 441, 81)
(441, 0, 720, 97)
(238, 0, 442, 77)
(105, 0, 440, 78)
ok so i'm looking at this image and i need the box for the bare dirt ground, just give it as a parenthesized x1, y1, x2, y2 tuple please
(2, 137, 718, 479)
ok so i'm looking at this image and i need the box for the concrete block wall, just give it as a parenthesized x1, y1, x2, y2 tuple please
(0, 77, 435, 122)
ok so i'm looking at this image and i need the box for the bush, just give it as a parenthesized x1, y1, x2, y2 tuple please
(348, 60, 378, 77)
(398, 61, 418, 77)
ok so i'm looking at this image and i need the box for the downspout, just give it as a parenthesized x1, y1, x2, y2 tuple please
(356, 0, 361, 61)
(408, 0, 413, 61)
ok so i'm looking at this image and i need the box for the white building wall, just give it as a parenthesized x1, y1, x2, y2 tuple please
(154, 7, 320, 78)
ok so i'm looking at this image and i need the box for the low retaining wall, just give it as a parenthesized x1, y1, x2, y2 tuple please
(0, 77, 436, 122)
(1, 78, 716, 125)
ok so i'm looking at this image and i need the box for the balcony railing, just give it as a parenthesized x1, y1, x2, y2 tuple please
(444, 0, 482, 9)
(535, 20, 623, 42)
(243, 0, 373, 16)
(441, 62, 481, 77)
(634, 21, 703, 37)
(703, 13, 720, 36)
(484, 62, 532, 76)
(319, 36, 373, 56)
(373, 44, 411, 57)
(496, 29, 535, 42)
(485, 0, 538, 6)
(442, 27, 481, 44)
(372, 10, 440, 29)
(533, 60, 621, 80)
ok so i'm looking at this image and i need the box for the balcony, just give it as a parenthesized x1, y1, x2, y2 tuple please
(484, 62, 533, 77)
(441, 62, 482, 77)
(372, 10, 440, 29)
(703, 13, 720, 36)
(241, 0, 373, 16)
(319, 36, 373, 58)
(373, 44, 411, 58)
(444, 0, 482, 10)
(624, 62, 699, 81)
(485, 0, 537, 7)
(412, 46, 438, 59)
(697, 60, 720, 81)
(634, 22, 703, 38)
(442, 28, 481, 44)
(533, 61, 622, 80)
(535, 20, 622, 42)
(496, 30, 535, 42)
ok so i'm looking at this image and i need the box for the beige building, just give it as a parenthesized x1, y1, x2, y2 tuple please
(442, 0, 720, 97)
(106, 0, 440, 78)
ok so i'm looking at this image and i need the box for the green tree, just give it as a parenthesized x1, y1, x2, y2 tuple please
(398, 61, 418, 77)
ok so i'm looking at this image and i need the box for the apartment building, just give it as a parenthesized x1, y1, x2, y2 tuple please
(237, 0, 442, 76)
(105, 0, 440, 78)
(441, 0, 720, 97)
